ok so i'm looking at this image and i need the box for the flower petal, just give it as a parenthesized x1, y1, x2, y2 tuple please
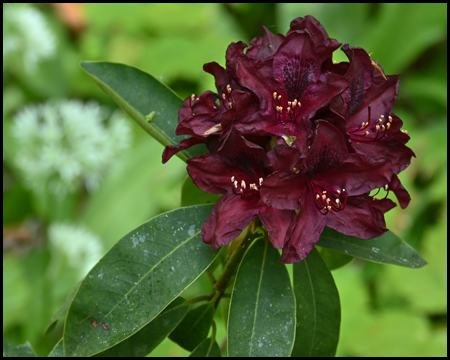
(326, 196, 396, 239)
(259, 206, 297, 249)
(201, 193, 260, 250)
(260, 171, 306, 210)
(280, 198, 327, 263)
(388, 174, 411, 209)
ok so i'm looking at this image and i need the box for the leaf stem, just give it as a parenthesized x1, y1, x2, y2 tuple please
(213, 231, 259, 300)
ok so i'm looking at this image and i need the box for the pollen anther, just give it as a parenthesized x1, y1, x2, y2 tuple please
(259, 178, 263, 186)
(241, 180, 246, 189)
(231, 176, 234, 183)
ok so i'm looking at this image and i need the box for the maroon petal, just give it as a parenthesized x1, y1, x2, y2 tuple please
(325, 196, 395, 239)
(260, 171, 306, 210)
(280, 199, 327, 263)
(254, 26, 286, 60)
(266, 144, 302, 172)
(288, 15, 341, 63)
(187, 152, 241, 194)
(388, 174, 411, 209)
(201, 193, 260, 250)
(203, 62, 229, 94)
(259, 206, 297, 249)
(297, 72, 349, 123)
(162, 137, 204, 164)
(338, 45, 373, 118)
(236, 56, 277, 109)
(273, 31, 321, 101)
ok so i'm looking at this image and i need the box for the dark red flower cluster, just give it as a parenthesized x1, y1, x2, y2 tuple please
(163, 16, 414, 263)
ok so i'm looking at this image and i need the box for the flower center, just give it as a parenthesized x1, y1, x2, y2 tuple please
(347, 106, 392, 143)
(230, 175, 264, 200)
(310, 182, 347, 215)
(272, 91, 301, 123)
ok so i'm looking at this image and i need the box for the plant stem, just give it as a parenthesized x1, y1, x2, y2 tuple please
(213, 232, 259, 297)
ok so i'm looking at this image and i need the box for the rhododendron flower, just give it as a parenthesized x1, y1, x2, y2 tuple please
(163, 15, 414, 263)
(260, 121, 396, 263)
(187, 128, 296, 251)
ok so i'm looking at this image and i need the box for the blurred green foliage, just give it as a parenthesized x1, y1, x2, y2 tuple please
(3, 3, 446, 357)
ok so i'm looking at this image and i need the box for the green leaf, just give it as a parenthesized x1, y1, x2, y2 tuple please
(80, 61, 207, 162)
(181, 176, 221, 207)
(169, 303, 214, 351)
(63, 204, 219, 357)
(228, 238, 296, 357)
(94, 297, 189, 357)
(48, 339, 64, 357)
(189, 338, 221, 357)
(292, 247, 340, 357)
(317, 246, 354, 270)
(317, 227, 427, 268)
(2, 342, 37, 357)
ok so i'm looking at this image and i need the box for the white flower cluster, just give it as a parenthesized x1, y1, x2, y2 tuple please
(48, 222, 104, 277)
(3, 4, 57, 72)
(12, 100, 132, 196)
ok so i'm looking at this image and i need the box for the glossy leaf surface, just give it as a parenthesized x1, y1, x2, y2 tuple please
(48, 339, 64, 357)
(169, 303, 214, 351)
(81, 61, 207, 162)
(189, 338, 221, 357)
(318, 246, 354, 270)
(94, 297, 189, 357)
(317, 227, 426, 268)
(64, 204, 219, 357)
(292, 247, 340, 357)
(228, 239, 296, 357)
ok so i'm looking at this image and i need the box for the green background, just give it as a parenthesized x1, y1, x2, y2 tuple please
(3, 3, 447, 356)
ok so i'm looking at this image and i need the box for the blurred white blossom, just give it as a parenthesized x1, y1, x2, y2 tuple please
(3, 4, 57, 72)
(48, 223, 104, 278)
(12, 100, 132, 196)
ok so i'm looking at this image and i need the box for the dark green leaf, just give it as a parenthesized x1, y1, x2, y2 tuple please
(317, 246, 354, 270)
(228, 238, 296, 357)
(2, 342, 37, 357)
(64, 204, 219, 357)
(181, 176, 221, 207)
(80, 61, 207, 162)
(95, 297, 189, 357)
(317, 227, 427, 268)
(189, 337, 221, 357)
(169, 303, 214, 351)
(292, 247, 340, 357)
(48, 339, 64, 357)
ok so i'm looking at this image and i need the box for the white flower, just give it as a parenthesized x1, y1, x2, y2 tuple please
(48, 223, 104, 278)
(12, 100, 132, 196)
(3, 4, 57, 72)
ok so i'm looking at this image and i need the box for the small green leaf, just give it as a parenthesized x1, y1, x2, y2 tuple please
(181, 176, 221, 207)
(292, 247, 341, 357)
(2, 342, 37, 357)
(317, 246, 354, 270)
(64, 204, 219, 357)
(317, 227, 427, 268)
(48, 339, 64, 357)
(228, 238, 296, 357)
(81, 61, 207, 161)
(94, 297, 189, 357)
(189, 338, 221, 357)
(169, 303, 214, 351)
